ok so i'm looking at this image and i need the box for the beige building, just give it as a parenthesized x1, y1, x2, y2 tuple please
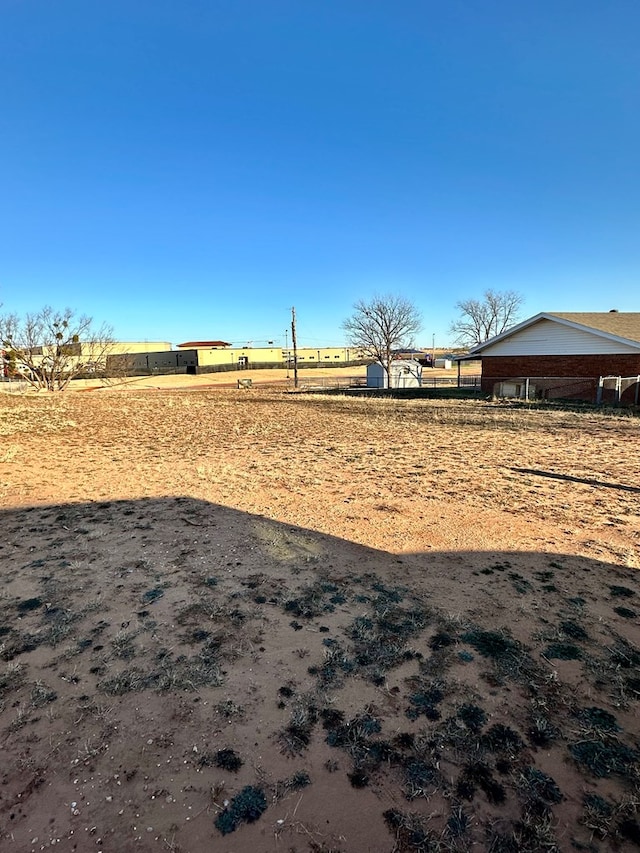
(103, 341, 362, 378)
(176, 341, 359, 368)
(110, 341, 172, 355)
(16, 341, 171, 374)
(36, 341, 171, 358)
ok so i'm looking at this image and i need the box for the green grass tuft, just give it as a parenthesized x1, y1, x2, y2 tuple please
(481, 723, 523, 753)
(213, 748, 243, 772)
(457, 703, 487, 732)
(609, 585, 635, 598)
(16, 597, 43, 612)
(520, 767, 562, 804)
(462, 629, 520, 662)
(214, 785, 267, 835)
(569, 739, 638, 778)
(559, 620, 588, 640)
(576, 707, 620, 733)
(614, 606, 637, 619)
(543, 642, 582, 660)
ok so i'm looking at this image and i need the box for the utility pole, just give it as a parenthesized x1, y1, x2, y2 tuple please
(291, 306, 298, 389)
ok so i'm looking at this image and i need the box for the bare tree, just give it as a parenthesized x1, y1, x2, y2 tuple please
(0, 306, 114, 391)
(342, 294, 422, 388)
(450, 289, 524, 348)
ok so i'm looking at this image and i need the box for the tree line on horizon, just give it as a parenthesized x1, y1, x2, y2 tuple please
(342, 289, 524, 388)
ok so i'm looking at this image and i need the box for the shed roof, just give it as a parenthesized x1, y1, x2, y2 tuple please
(367, 359, 423, 368)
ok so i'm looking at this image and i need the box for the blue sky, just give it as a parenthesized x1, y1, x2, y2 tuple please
(1, 0, 639, 348)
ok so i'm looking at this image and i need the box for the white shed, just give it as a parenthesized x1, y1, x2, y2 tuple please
(366, 359, 423, 389)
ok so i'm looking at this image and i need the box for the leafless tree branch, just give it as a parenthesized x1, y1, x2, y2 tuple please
(342, 294, 422, 386)
(449, 289, 524, 348)
(0, 306, 114, 391)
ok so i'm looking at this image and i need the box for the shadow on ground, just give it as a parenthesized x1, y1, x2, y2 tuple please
(1, 498, 639, 853)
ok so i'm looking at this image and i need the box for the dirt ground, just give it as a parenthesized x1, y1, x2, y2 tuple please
(0, 381, 638, 853)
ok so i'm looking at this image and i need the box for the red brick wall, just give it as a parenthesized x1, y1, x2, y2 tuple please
(481, 354, 640, 399)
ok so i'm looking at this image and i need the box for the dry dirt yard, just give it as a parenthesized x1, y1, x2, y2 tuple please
(0, 382, 639, 853)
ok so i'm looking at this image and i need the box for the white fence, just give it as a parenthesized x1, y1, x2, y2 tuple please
(493, 375, 640, 405)
(597, 375, 640, 406)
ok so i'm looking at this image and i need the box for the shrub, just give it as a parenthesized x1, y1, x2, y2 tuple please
(214, 786, 267, 835)
(214, 749, 243, 772)
(576, 707, 620, 733)
(457, 703, 487, 732)
(569, 740, 638, 778)
(543, 642, 581, 660)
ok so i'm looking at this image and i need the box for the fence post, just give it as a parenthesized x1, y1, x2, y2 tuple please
(596, 377, 603, 405)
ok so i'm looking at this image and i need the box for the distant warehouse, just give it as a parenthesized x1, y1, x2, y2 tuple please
(107, 348, 198, 375)
(106, 341, 361, 376)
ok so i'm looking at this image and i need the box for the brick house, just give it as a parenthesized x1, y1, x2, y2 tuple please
(468, 312, 640, 403)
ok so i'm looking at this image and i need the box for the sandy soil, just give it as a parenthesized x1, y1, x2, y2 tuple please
(68, 365, 370, 391)
(0, 387, 638, 852)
